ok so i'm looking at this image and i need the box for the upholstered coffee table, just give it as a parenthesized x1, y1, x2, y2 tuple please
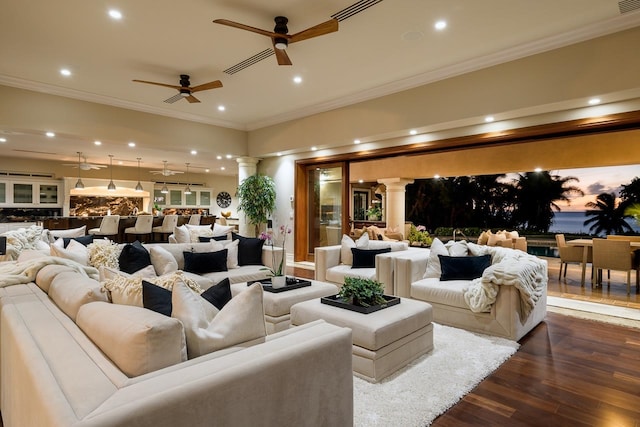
(231, 279, 339, 334)
(290, 298, 433, 382)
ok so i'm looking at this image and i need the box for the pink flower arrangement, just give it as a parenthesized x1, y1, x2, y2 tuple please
(259, 224, 292, 277)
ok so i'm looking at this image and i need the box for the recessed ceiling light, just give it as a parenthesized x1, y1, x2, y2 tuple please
(588, 98, 601, 105)
(311, 146, 317, 151)
(534, 167, 542, 172)
(0, 138, 6, 143)
(118, 161, 123, 165)
(354, 139, 361, 144)
(128, 142, 136, 147)
(293, 76, 302, 84)
(225, 154, 232, 159)
(45, 132, 55, 138)
(205, 168, 210, 172)
(221, 166, 226, 171)
(60, 68, 71, 77)
(190, 150, 197, 155)
(108, 9, 122, 20)
(218, 105, 225, 111)
(277, 152, 282, 156)
(216, 155, 222, 160)
(94, 140, 101, 146)
(358, 179, 363, 184)
(434, 20, 447, 30)
(434, 174, 440, 179)
(484, 116, 494, 123)
(409, 130, 417, 135)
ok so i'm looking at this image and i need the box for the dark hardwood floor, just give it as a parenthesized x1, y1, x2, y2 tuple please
(290, 266, 640, 426)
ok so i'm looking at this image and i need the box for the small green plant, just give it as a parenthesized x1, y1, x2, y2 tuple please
(366, 204, 382, 219)
(407, 224, 433, 246)
(338, 277, 387, 307)
(626, 203, 640, 226)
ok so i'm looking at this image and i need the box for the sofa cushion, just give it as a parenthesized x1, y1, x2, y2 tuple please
(61, 234, 94, 248)
(49, 271, 109, 321)
(445, 240, 468, 257)
(201, 265, 271, 285)
(368, 240, 408, 251)
(171, 281, 266, 358)
(50, 238, 89, 265)
(173, 225, 191, 243)
(183, 250, 228, 274)
(351, 247, 391, 268)
(199, 235, 229, 242)
(210, 239, 239, 269)
(35, 264, 77, 293)
(119, 241, 152, 274)
(232, 233, 265, 266)
(76, 301, 187, 377)
(49, 226, 86, 238)
(212, 223, 234, 239)
(424, 238, 448, 279)
(438, 255, 491, 281)
(326, 264, 376, 284)
(340, 233, 369, 266)
(149, 245, 179, 275)
(411, 278, 470, 309)
(87, 239, 121, 269)
(143, 280, 173, 316)
(200, 278, 232, 310)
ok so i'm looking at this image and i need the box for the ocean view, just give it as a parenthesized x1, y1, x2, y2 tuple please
(549, 211, 640, 235)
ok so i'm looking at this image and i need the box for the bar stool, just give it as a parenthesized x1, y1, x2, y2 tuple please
(124, 215, 154, 243)
(88, 215, 121, 240)
(152, 214, 178, 242)
(188, 214, 201, 225)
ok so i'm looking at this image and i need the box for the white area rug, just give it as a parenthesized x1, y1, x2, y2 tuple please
(353, 323, 519, 427)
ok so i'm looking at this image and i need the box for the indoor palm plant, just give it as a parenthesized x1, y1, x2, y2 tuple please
(236, 173, 276, 236)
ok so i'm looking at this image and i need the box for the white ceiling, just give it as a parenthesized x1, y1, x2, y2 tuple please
(1, 0, 639, 173)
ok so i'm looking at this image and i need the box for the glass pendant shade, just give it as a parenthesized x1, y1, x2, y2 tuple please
(75, 178, 84, 189)
(107, 154, 116, 191)
(161, 184, 169, 194)
(135, 158, 143, 192)
(75, 152, 84, 189)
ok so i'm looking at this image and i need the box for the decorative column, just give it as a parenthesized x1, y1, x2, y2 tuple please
(236, 157, 259, 236)
(377, 178, 414, 238)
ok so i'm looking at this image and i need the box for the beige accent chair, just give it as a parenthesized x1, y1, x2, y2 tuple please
(188, 214, 201, 225)
(592, 238, 639, 295)
(88, 215, 120, 238)
(124, 215, 153, 242)
(555, 233, 591, 280)
(152, 214, 178, 242)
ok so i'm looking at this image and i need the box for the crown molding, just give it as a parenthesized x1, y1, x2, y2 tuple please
(0, 75, 247, 131)
(246, 12, 640, 131)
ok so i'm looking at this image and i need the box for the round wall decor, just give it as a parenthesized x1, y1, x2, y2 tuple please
(216, 191, 232, 208)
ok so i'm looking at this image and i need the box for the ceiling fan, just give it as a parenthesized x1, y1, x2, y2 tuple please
(132, 74, 223, 104)
(213, 16, 338, 65)
(149, 160, 184, 176)
(62, 154, 106, 170)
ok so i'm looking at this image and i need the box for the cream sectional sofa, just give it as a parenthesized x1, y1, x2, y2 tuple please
(0, 260, 353, 427)
(393, 240, 547, 341)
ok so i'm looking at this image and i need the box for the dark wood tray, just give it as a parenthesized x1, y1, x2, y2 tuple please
(320, 294, 400, 314)
(248, 277, 312, 293)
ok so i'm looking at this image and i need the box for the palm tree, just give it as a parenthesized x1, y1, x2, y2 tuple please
(584, 192, 633, 236)
(510, 171, 583, 232)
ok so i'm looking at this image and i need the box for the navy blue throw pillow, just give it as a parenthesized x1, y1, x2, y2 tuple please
(198, 235, 229, 242)
(142, 281, 172, 316)
(351, 247, 391, 269)
(183, 250, 228, 274)
(200, 278, 232, 310)
(118, 241, 152, 274)
(61, 235, 94, 248)
(438, 255, 491, 281)
(232, 233, 265, 266)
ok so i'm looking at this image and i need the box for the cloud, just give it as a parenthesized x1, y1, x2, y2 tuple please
(586, 182, 608, 195)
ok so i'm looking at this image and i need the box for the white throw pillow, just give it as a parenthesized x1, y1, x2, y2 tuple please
(87, 239, 121, 269)
(49, 226, 87, 238)
(172, 281, 266, 358)
(219, 239, 239, 269)
(149, 246, 179, 275)
(423, 238, 448, 279)
(173, 225, 191, 244)
(446, 240, 468, 257)
(185, 224, 214, 243)
(50, 239, 89, 265)
(340, 233, 369, 266)
(212, 223, 234, 239)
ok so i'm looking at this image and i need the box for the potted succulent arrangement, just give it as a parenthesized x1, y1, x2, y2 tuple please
(322, 277, 400, 314)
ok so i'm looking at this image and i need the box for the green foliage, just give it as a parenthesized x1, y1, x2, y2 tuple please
(433, 227, 483, 237)
(585, 193, 634, 236)
(625, 203, 640, 225)
(407, 224, 433, 246)
(236, 174, 276, 233)
(366, 204, 382, 219)
(338, 277, 387, 307)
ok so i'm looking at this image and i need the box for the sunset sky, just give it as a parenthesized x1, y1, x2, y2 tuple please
(549, 165, 640, 212)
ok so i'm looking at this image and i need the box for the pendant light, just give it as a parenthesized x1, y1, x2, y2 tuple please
(107, 154, 116, 191)
(135, 157, 143, 192)
(160, 161, 169, 193)
(184, 162, 192, 195)
(74, 151, 84, 189)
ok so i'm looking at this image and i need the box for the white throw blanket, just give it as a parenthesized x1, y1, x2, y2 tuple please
(0, 256, 99, 287)
(463, 244, 547, 321)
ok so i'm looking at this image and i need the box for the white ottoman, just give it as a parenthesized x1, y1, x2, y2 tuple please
(231, 279, 339, 334)
(291, 298, 433, 382)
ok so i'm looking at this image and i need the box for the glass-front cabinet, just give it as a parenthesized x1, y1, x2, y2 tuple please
(0, 179, 62, 207)
(152, 185, 215, 209)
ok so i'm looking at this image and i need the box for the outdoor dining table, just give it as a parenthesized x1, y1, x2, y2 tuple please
(566, 238, 640, 286)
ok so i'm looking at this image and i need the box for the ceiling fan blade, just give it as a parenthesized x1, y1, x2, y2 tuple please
(213, 19, 277, 38)
(272, 41, 292, 66)
(163, 93, 184, 104)
(190, 80, 223, 93)
(133, 80, 182, 90)
(289, 19, 338, 43)
(186, 95, 201, 103)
